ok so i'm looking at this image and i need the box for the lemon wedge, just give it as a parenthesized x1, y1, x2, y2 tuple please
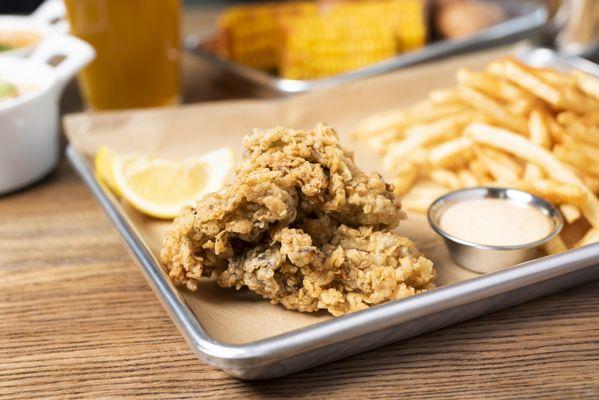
(95, 146, 122, 196)
(99, 148, 234, 219)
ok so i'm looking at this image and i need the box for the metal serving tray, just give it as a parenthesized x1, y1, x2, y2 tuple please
(186, 0, 547, 94)
(67, 48, 599, 380)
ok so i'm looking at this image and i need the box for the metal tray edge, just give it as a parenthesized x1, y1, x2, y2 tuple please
(185, 1, 547, 94)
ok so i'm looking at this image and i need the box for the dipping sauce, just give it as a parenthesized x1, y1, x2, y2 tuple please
(439, 198, 553, 246)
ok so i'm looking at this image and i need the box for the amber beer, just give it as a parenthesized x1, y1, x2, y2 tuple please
(64, 0, 181, 110)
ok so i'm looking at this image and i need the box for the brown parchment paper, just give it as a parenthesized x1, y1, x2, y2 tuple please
(64, 47, 515, 345)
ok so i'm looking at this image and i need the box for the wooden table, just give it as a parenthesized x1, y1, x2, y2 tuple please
(2, 7, 599, 400)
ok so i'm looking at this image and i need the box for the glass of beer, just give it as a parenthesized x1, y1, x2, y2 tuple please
(64, 0, 181, 110)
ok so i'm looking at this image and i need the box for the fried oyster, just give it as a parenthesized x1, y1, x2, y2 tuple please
(160, 123, 434, 316)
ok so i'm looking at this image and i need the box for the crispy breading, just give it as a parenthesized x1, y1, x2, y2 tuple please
(218, 225, 434, 316)
(160, 123, 434, 315)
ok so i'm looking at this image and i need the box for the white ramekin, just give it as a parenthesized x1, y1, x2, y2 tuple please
(0, 34, 94, 194)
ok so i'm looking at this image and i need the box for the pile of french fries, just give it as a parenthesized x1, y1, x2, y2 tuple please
(353, 57, 599, 252)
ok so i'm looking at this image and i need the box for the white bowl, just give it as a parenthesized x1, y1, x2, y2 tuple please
(0, 34, 94, 194)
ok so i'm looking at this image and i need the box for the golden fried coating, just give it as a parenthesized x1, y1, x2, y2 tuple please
(160, 123, 434, 315)
(218, 225, 434, 316)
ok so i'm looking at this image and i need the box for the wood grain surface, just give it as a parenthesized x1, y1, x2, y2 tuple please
(1, 6, 598, 400)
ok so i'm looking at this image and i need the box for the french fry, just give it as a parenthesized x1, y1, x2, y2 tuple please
(353, 109, 404, 139)
(383, 113, 472, 171)
(559, 140, 599, 161)
(402, 181, 447, 212)
(511, 179, 587, 207)
(536, 68, 577, 87)
(560, 86, 599, 113)
(468, 158, 492, 182)
(466, 122, 599, 227)
(483, 146, 524, 176)
(365, 128, 402, 153)
(499, 57, 599, 113)
(582, 110, 599, 125)
(411, 148, 429, 166)
(523, 162, 545, 181)
(574, 228, 599, 248)
(402, 197, 435, 213)
(384, 137, 437, 172)
(485, 58, 504, 75)
(353, 101, 467, 138)
(352, 106, 412, 138)
(403, 112, 474, 138)
(543, 235, 568, 254)
(392, 163, 419, 195)
(428, 88, 460, 104)
(507, 98, 537, 116)
(473, 146, 521, 183)
(475, 156, 518, 182)
(579, 171, 599, 195)
(409, 180, 449, 197)
(497, 58, 562, 104)
(554, 143, 599, 176)
(572, 70, 599, 101)
(427, 137, 473, 168)
(567, 165, 599, 194)
(545, 112, 570, 144)
(457, 86, 527, 134)
(556, 112, 599, 147)
(560, 204, 581, 224)
(429, 169, 461, 190)
(457, 169, 478, 187)
(383, 139, 425, 171)
(457, 68, 535, 103)
(528, 106, 552, 148)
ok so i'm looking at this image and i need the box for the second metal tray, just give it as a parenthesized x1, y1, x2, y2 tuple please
(186, 0, 547, 94)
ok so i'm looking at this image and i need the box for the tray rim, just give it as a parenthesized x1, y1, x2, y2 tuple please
(185, 0, 547, 94)
(66, 47, 599, 377)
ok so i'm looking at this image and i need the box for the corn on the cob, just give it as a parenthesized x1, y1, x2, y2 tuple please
(215, 0, 427, 79)
(215, 2, 317, 71)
